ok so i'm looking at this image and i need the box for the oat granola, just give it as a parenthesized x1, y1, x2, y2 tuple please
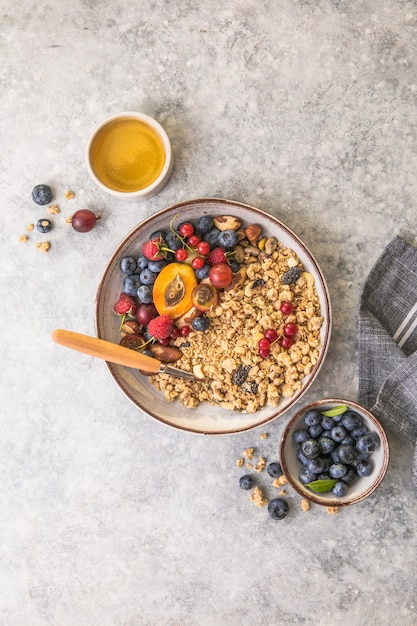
(150, 242, 323, 412)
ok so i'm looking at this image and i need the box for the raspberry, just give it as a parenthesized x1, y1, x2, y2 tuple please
(141, 237, 167, 261)
(113, 293, 137, 316)
(148, 315, 174, 340)
(207, 247, 227, 266)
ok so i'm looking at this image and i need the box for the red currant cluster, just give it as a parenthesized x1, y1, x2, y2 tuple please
(174, 222, 210, 269)
(157, 324, 191, 345)
(257, 301, 299, 358)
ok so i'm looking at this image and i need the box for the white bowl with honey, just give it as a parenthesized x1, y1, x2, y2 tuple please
(86, 111, 173, 201)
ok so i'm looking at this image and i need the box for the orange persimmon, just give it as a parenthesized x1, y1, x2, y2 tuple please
(152, 262, 197, 319)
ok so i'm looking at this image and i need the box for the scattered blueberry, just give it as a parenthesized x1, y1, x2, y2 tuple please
(239, 475, 254, 490)
(165, 231, 183, 251)
(136, 255, 149, 271)
(195, 264, 211, 280)
(120, 256, 137, 274)
(204, 228, 221, 247)
(196, 215, 214, 234)
(218, 229, 238, 250)
(192, 316, 210, 331)
(148, 259, 168, 273)
(137, 285, 153, 304)
(266, 462, 283, 478)
(36, 218, 52, 233)
(229, 261, 241, 273)
(268, 498, 289, 520)
(32, 184, 53, 205)
(139, 268, 158, 286)
(123, 274, 142, 296)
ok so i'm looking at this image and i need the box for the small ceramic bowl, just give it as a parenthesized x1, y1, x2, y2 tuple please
(96, 198, 332, 434)
(280, 399, 390, 507)
(86, 111, 173, 201)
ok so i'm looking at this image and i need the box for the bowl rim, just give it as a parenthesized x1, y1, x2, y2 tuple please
(279, 398, 390, 506)
(86, 111, 173, 200)
(95, 198, 332, 434)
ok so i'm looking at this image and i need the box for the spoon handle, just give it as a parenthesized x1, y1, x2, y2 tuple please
(51, 329, 161, 374)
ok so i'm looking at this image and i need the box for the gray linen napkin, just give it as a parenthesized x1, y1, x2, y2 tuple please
(358, 236, 417, 498)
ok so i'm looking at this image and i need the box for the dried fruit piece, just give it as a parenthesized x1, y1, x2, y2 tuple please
(191, 283, 218, 311)
(281, 267, 302, 284)
(231, 365, 251, 386)
(244, 278, 265, 297)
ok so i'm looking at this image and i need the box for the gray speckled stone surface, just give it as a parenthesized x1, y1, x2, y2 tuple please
(1, 1, 417, 624)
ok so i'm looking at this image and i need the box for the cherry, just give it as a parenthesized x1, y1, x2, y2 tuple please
(188, 234, 200, 247)
(175, 248, 188, 262)
(283, 322, 298, 336)
(197, 241, 210, 255)
(280, 301, 294, 315)
(264, 328, 278, 343)
(191, 257, 205, 270)
(179, 223, 194, 237)
(280, 336, 294, 349)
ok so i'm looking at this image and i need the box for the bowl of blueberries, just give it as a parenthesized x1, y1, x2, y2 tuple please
(280, 399, 390, 507)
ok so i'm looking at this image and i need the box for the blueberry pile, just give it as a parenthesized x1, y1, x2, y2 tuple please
(293, 405, 380, 498)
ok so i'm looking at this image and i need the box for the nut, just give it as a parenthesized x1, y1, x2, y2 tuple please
(224, 266, 247, 292)
(192, 364, 205, 380)
(302, 271, 315, 287)
(213, 215, 241, 231)
(245, 224, 261, 245)
(232, 245, 246, 264)
(244, 278, 265, 298)
(121, 320, 141, 334)
(264, 237, 278, 255)
(149, 344, 183, 363)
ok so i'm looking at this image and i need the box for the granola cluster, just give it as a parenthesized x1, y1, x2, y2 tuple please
(150, 241, 323, 413)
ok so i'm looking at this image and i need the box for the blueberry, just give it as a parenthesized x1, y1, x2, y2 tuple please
(267, 462, 283, 478)
(218, 229, 238, 250)
(192, 316, 210, 331)
(149, 229, 166, 240)
(196, 215, 214, 234)
(318, 436, 335, 455)
(229, 261, 241, 273)
(341, 468, 359, 485)
(239, 475, 254, 490)
(123, 274, 142, 296)
(338, 444, 358, 465)
(331, 448, 341, 463)
(356, 432, 380, 455)
(351, 425, 370, 440)
(36, 218, 52, 233)
(165, 231, 183, 251)
(148, 259, 168, 273)
(137, 285, 153, 304)
(204, 228, 221, 247)
(142, 349, 154, 357)
(329, 463, 348, 479)
(317, 473, 331, 481)
(281, 267, 302, 285)
(32, 184, 53, 205)
(304, 409, 321, 427)
(136, 255, 149, 271)
(293, 429, 309, 444)
(356, 460, 373, 477)
(307, 457, 326, 474)
(139, 268, 158, 286)
(268, 498, 289, 520)
(308, 424, 323, 438)
(296, 447, 309, 465)
(341, 435, 354, 446)
(195, 264, 210, 280)
(332, 481, 348, 497)
(330, 425, 347, 443)
(320, 415, 334, 430)
(299, 466, 316, 484)
(342, 410, 363, 431)
(120, 256, 137, 274)
(301, 439, 320, 460)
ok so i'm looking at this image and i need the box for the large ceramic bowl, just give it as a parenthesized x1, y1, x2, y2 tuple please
(95, 198, 331, 434)
(280, 399, 390, 506)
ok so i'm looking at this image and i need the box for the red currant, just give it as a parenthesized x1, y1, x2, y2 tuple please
(175, 248, 188, 262)
(180, 325, 190, 336)
(191, 257, 205, 270)
(283, 323, 298, 336)
(170, 328, 180, 339)
(159, 337, 171, 345)
(197, 241, 210, 256)
(188, 234, 200, 247)
(258, 338, 271, 356)
(280, 301, 294, 315)
(264, 328, 278, 343)
(280, 336, 294, 349)
(179, 223, 194, 237)
(259, 347, 270, 358)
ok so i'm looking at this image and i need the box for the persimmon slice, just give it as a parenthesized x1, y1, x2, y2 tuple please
(153, 262, 197, 319)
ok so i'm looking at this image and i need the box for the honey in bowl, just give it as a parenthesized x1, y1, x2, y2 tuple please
(89, 116, 166, 193)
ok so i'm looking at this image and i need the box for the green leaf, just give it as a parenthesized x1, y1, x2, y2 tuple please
(304, 479, 337, 493)
(320, 405, 348, 417)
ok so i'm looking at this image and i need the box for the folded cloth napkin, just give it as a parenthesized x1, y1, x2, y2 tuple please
(358, 236, 417, 498)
